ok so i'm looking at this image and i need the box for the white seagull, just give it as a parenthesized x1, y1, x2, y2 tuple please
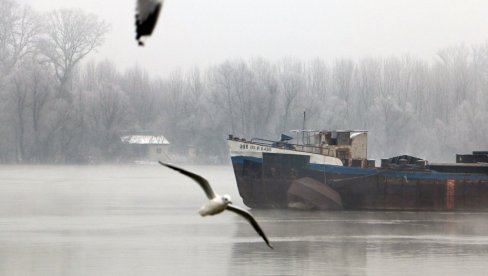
(135, 0, 164, 46)
(159, 162, 274, 249)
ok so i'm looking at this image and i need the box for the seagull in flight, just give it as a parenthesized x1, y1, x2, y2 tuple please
(159, 162, 274, 249)
(135, 0, 164, 46)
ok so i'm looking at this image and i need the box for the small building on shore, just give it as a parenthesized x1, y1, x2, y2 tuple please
(120, 134, 170, 162)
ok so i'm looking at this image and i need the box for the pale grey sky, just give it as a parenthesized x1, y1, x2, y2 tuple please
(23, 0, 488, 77)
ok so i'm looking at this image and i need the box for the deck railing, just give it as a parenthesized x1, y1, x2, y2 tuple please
(250, 138, 331, 156)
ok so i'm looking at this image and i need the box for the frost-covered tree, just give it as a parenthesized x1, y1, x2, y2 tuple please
(37, 9, 109, 99)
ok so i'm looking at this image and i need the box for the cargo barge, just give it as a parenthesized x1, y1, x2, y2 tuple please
(227, 130, 488, 211)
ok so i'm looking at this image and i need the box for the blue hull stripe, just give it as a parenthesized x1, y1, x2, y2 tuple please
(231, 155, 488, 181)
(231, 156, 263, 164)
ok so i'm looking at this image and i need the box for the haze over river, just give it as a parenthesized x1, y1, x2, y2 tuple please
(0, 165, 487, 275)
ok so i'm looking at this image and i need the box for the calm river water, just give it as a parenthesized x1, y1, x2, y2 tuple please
(0, 165, 487, 275)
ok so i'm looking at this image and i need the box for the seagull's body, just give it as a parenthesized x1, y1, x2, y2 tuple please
(135, 0, 164, 46)
(198, 196, 228, 216)
(159, 162, 273, 249)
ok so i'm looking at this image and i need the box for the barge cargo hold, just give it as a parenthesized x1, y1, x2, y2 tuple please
(227, 131, 488, 211)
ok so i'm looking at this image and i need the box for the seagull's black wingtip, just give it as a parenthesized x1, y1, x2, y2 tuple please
(158, 161, 175, 170)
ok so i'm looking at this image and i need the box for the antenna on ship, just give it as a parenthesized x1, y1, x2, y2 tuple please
(302, 111, 308, 144)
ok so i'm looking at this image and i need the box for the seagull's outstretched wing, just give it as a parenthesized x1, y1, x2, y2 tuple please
(135, 0, 164, 46)
(159, 162, 216, 199)
(226, 204, 273, 249)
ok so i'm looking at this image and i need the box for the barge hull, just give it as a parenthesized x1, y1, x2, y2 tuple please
(231, 154, 488, 211)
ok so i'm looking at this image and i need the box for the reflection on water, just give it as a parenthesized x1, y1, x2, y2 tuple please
(1, 165, 488, 275)
(231, 210, 488, 275)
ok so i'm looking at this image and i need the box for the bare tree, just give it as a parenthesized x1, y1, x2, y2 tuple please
(185, 68, 205, 137)
(278, 58, 303, 132)
(249, 58, 279, 138)
(332, 59, 355, 124)
(37, 9, 109, 99)
(31, 9, 109, 162)
(0, 1, 43, 162)
(10, 64, 29, 162)
(0, 0, 40, 85)
(85, 61, 130, 160)
(28, 61, 54, 162)
(355, 58, 381, 126)
(436, 46, 471, 117)
(122, 66, 159, 130)
(207, 61, 238, 135)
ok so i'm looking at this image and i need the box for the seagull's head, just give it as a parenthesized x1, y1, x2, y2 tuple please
(221, 194, 232, 205)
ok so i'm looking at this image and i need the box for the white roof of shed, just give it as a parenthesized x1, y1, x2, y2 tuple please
(350, 132, 367, 139)
(121, 135, 170, 145)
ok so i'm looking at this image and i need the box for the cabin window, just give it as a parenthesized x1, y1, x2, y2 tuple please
(336, 149, 349, 160)
(337, 132, 351, 145)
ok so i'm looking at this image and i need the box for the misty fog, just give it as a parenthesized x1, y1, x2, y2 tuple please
(1, 0, 488, 164)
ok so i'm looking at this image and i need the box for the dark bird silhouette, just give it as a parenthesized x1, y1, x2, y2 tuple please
(136, 0, 164, 46)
